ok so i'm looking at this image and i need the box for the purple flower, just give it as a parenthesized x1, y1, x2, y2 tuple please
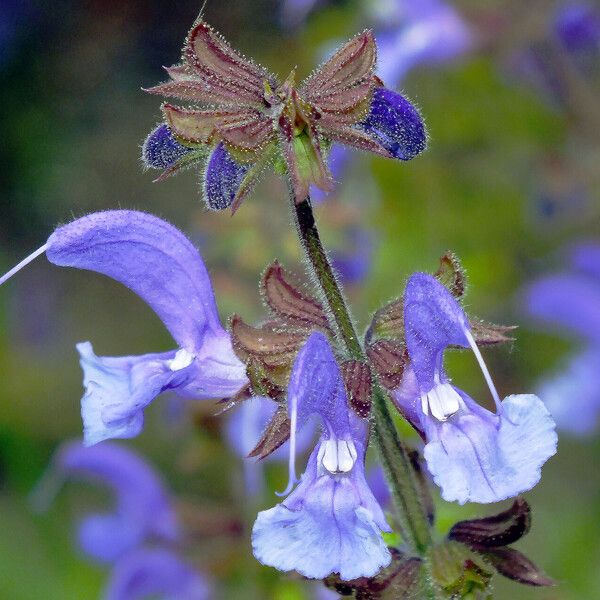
(524, 242, 600, 434)
(393, 273, 557, 504)
(104, 548, 211, 600)
(0, 211, 248, 445)
(252, 332, 391, 581)
(44, 442, 179, 564)
(359, 88, 427, 161)
(203, 142, 251, 210)
(142, 123, 195, 171)
(375, 0, 472, 87)
(145, 25, 427, 207)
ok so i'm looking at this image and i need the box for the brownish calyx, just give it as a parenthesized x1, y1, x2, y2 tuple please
(230, 315, 307, 368)
(261, 260, 331, 331)
(366, 340, 408, 391)
(323, 549, 424, 599)
(366, 251, 515, 349)
(247, 405, 291, 460)
(340, 360, 373, 418)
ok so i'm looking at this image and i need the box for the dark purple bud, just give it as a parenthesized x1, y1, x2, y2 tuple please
(203, 143, 250, 210)
(448, 498, 531, 548)
(142, 124, 194, 170)
(484, 547, 556, 587)
(359, 87, 427, 160)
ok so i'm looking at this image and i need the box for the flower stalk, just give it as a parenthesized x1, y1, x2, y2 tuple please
(290, 194, 432, 555)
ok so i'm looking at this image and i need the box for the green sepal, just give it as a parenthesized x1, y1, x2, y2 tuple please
(427, 541, 493, 599)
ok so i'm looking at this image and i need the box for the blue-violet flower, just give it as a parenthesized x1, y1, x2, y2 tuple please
(393, 273, 557, 504)
(252, 332, 391, 581)
(0, 210, 248, 445)
(525, 242, 600, 434)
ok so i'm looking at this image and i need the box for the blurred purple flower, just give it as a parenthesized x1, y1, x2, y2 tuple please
(0, 211, 248, 446)
(375, 0, 472, 87)
(331, 226, 374, 285)
(310, 144, 350, 203)
(281, 0, 324, 28)
(554, 2, 600, 55)
(511, 2, 600, 107)
(252, 332, 391, 581)
(313, 584, 340, 600)
(224, 396, 315, 496)
(36, 442, 211, 598)
(0, 0, 34, 67)
(393, 273, 557, 504)
(524, 242, 600, 434)
(44, 442, 179, 564)
(104, 548, 211, 600)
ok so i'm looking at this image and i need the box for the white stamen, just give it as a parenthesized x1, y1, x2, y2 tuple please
(319, 438, 358, 474)
(421, 383, 462, 422)
(276, 392, 298, 497)
(0, 244, 48, 287)
(168, 349, 194, 371)
(464, 329, 502, 412)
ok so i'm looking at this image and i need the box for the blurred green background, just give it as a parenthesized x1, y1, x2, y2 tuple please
(1, 0, 599, 598)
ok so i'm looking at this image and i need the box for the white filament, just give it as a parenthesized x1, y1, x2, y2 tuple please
(421, 382, 462, 421)
(0, 244, 47, 287)
(465, 328, 502, 412)
(276, 393, 298, 498)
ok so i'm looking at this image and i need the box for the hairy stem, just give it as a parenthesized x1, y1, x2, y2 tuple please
(290, 194, 432, 554)
(292, 197, 363, 359)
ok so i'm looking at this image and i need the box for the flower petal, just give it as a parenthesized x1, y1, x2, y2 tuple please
(141, 123, 195, 170)
(404, 272, 470, 389)
(56, 441, 178, 562)
(252, 447, 391, 581)
(46, 210, 226, 352)
(424, 393, 557, 504)
(288, 332, 352, 440)
(203, 143, 251, 210)
(357, 87, 426, 160)
(105, 548, 211, 600)
(77, 513, 140, 564)
(77, 342, 192, 446)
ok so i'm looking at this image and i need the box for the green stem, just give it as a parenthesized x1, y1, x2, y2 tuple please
(371, 385, 432, 554)
(290, 194, 432, 554)
(292, 197, 362, 359)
